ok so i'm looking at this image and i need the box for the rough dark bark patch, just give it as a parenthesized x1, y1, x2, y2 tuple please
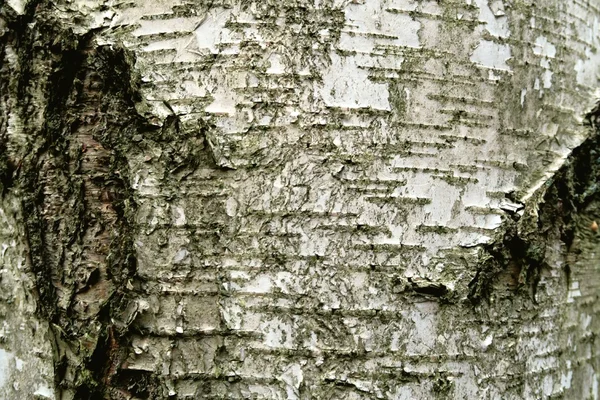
(0, 5, 146, 396)
(469, 107, 600, 306)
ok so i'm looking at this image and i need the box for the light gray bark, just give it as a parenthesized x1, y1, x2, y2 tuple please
(0, 0, 599, 399)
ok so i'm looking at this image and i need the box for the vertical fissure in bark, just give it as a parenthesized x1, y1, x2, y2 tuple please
(1, 8, 150, 396)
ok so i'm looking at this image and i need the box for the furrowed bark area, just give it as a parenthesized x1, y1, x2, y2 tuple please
(0, 1, 599, 399)
(0, 4, 144, 398)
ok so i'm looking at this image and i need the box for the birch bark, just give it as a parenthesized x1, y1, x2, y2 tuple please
(0, 1, 599, 399)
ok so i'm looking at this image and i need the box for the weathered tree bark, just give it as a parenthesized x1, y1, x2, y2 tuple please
(1, 0, 600, 399)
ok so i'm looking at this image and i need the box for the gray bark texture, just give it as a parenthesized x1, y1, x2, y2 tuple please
(0, 0, 600, 399)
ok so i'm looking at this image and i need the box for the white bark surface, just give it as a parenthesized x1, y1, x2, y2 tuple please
(1, 0, 600, 399)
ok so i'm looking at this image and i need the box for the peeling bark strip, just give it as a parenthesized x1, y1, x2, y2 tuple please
(1, 1, 600, 399)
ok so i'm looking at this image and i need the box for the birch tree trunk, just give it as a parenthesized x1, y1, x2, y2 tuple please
(1, 1, 600, 399)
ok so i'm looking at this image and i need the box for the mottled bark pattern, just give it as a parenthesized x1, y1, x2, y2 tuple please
(0, 1, 599, 399)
